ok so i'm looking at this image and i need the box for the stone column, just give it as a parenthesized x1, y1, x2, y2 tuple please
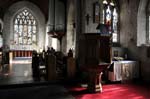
(47, 0, 55, 47)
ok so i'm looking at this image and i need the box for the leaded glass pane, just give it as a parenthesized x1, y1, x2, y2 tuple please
(113, 8, 118, 42)
(113, 9, 117, 29)
(24, 20, 27, 24)
(14, 25, 18, 32)
(17, 15, 20, 19)
(28, 39, 32, 45)
(18, 32, 22, 37)
(15, 19, 18, 24)
(33, 20, 36, 25)
(19, 25, 23, 32)
(33, 26, 36, 33)
(112, 33, 117, 42)
(23, 25, 28, 34)
(26, 16, 29, 20)
(28, 26, 32, 32)
(13, 9, 37, 45)
(32, 35, 36, 41)
(28, 32, 32, 37)
(22, 15, 25, 19)
(19, 37, 22, 44)
(20, 19, 23, 24)
(14, 33, 18, 44)
(28, 20, 31, 25)
(106, 6, 112, 25)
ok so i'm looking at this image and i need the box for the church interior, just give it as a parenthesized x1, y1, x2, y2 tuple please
(0, 0, 149, 99)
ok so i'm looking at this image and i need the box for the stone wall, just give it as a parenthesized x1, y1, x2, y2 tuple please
(120, 0, 150, 82)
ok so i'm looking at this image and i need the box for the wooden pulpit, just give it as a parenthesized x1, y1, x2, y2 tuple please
(85, 63, 110, 93)
(82, 33, 112, 93)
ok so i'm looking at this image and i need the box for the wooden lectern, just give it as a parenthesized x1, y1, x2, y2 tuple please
(84, 63, 110, 93)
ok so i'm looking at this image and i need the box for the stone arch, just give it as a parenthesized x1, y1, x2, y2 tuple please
(137, 0, 148, 46)
(3, 1, 46, 50)
(66, 0, 76, 54)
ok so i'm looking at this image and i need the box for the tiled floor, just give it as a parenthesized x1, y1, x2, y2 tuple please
(0, 58, 149, 99)
(0, 58, 75, 99)
(0, 58, 34, 85)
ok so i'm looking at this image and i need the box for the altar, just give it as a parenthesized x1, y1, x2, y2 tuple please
(9, 45, 33, 58)
(11, 50, 32, 58)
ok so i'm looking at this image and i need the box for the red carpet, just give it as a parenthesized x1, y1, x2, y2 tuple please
(67, 84, 149, 99)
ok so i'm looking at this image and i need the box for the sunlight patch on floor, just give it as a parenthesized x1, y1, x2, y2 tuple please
(11, 57, 32, 64)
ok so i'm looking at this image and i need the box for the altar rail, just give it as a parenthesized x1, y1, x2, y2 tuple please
(11, 50, 33, 58)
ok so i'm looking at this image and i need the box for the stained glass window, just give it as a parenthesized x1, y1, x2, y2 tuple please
(13, 9, 37, 45)
(103, 0, 118, 42)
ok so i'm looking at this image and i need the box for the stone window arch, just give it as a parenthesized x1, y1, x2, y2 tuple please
(137, 0, 149, 46)
(102, 0, 119, 43)
(3, 1, 45, 50)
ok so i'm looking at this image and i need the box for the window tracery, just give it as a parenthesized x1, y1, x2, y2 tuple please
(13, 9, 37, 45)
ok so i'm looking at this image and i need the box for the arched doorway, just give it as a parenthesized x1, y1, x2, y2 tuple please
(137, 0, 148, 46)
